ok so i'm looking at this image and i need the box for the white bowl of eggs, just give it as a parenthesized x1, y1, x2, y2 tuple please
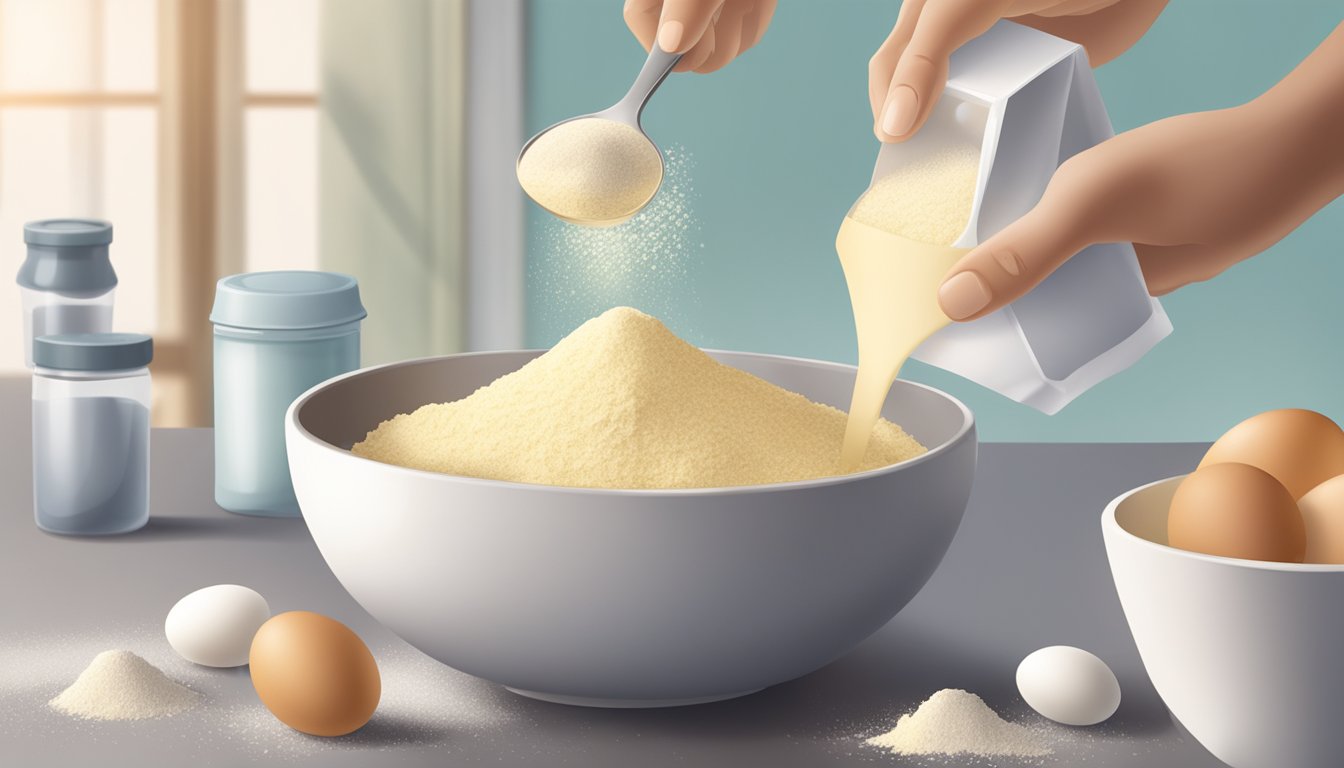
(1103, 409, 1344, 768)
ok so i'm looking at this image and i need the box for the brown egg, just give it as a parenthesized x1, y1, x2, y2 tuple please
(1300, 474, 1344, 565)
(249, 611, 380, 736)
(1168, 462, 1305, 563)
(1199, 409, 1344, 499)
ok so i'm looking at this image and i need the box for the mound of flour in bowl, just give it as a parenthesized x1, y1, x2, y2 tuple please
(49, 650, 200, 721)
(867, 689, 1051, 758)
(352, 307, 926, 489)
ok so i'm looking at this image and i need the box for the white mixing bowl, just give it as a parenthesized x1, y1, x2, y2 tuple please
(1104, 476, 1344, 768)
(286, 350, 976, 707)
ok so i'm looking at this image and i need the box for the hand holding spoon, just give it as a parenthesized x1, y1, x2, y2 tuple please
(517, 44, 683, 227)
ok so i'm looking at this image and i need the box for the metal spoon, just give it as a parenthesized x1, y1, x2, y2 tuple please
(517, 44, 683, 227)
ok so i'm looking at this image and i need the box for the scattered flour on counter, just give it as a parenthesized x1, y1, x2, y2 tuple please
(221, 644, 522, 759)
(867, 689, 1052, 759)
(3, 628, 520, 759)
(49, 650, 200, 721)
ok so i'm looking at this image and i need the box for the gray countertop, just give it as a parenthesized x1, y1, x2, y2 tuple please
(0, 401, 1225, 766)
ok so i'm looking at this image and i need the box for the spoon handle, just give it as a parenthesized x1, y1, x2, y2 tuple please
(611, 44, 683, 124)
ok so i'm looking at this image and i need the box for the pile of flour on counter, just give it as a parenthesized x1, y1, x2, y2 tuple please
(867, 688, 1051, 759)
(49, 650, 199, 721)
(2, 628, 517, 758)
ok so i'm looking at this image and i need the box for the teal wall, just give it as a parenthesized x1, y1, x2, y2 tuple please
(524, 1, 1344, 441)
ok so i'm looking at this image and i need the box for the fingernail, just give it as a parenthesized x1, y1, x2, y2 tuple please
(993, 249, 1024, 277)
(658, 20, 685, 52)
(881, 86, 918, 138)
(939, 271, 992, 320)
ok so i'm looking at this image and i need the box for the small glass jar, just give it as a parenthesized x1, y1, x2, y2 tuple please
(32, 333, 153, 536)
(17, 219, 118, 369)
(210, 271, 365, 517)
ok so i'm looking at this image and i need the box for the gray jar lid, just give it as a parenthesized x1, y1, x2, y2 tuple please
(209, 271, 367, 330)
(33, 333, 153, 372)
(25, 218, 114, 246)
(17, 219, 118, 296)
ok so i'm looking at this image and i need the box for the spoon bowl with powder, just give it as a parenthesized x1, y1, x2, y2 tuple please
(516, 44, 681, 227)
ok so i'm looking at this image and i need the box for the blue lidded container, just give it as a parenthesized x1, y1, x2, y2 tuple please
(210, 271, 365, 517)
(32, 333, 153, 535)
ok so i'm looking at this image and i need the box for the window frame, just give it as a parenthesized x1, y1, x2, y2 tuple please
(167, 0, 317, 426)
(0, 0, 524, 419)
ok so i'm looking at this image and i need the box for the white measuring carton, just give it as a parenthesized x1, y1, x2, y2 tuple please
(873, 20, 1171, 415)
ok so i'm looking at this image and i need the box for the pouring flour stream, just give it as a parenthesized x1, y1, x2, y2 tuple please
(837, 146, 978, 470)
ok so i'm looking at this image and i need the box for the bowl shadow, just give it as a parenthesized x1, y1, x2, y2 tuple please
(498, 618, 1175, 747)
(503, 622, 1007, 741)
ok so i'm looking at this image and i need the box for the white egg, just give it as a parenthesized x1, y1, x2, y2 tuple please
(1016, 645, 1120, 726)
(165, 584, 271, 667)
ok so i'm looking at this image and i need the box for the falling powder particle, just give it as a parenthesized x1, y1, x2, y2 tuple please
(531, 144, 701, 339)
(849, 145, 980, 246)
(517, 117, 663, 222)
(353, 307, 926, 489)
(867, 689, 1052, 758)
(49, 650, 200, 721)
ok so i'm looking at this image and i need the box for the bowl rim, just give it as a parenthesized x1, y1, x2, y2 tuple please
(286, 347, 976, 498)
(1103, 473, 1344, 573)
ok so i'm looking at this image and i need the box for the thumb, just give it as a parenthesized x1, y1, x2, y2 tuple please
(937, 201, 1095, 322)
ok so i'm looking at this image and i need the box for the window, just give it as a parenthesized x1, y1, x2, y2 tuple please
(0, 0, 319, 425)
(242, 0, 318, 273)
